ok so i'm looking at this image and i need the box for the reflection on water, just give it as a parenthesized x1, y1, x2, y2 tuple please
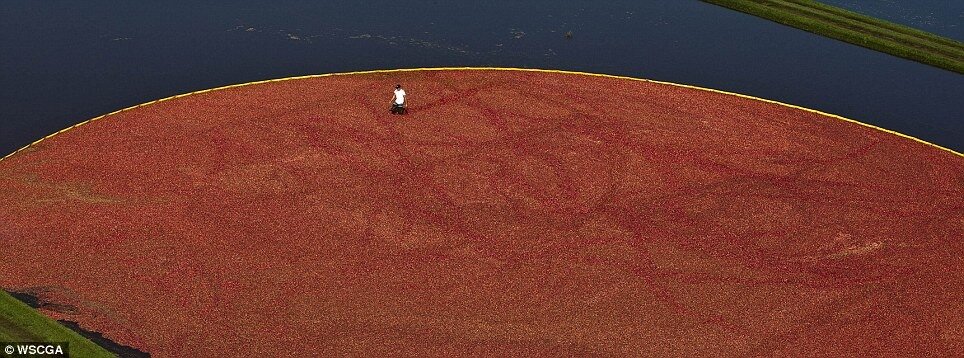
(0, 0, 961, 153)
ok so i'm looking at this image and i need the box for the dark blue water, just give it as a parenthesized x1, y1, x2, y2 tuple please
(1, 1, 962, 154)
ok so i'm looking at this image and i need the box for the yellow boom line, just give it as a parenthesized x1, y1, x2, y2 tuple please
(1, 67, 960, 162)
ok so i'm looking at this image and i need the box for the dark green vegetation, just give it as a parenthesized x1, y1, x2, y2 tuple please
(0, 290, 114, 357)
(702, 0, 964, 74)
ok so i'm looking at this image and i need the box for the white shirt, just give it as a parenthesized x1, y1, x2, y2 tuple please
(394, 88, 406, 105)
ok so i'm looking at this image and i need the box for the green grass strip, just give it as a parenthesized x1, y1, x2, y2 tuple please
(780, 0, 962, 48)
(0, 291, 115, 357)
(702, 0, 964, 74)
(770, 1, 962, 58)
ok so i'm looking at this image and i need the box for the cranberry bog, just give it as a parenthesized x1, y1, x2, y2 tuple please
(1, 69, 961, 356)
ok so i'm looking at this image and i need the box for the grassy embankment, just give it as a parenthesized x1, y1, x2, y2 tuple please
(0, 290, 114, 357)
(702, 0, 964, 74)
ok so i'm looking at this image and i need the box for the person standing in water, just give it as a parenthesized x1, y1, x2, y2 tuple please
(390, 84, 406, 114)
